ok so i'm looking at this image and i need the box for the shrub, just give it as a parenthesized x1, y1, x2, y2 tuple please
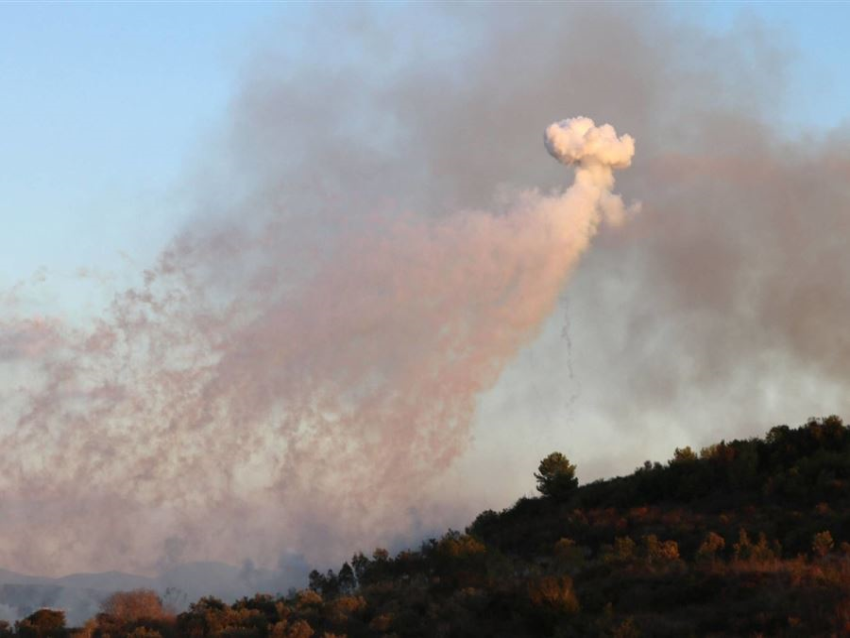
(554, 538, 585, 568)
(813, 531, 835, 558)
(696, 532, 726, 564)
(527, 576, 580, 614)
(642, 535, 679, 564)
(612, 536, 637, 562)
(102, 590, 170, 623)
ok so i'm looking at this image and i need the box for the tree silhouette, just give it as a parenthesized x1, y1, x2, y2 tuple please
(535, 452, 578, 500)
(15, 610, 66, 638)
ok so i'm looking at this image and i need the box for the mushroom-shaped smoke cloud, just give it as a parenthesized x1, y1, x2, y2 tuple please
(545, 116, 635, 169)
(544, 116, 639, 227)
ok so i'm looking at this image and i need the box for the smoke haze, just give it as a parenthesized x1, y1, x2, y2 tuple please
(2, 4, 850, 581)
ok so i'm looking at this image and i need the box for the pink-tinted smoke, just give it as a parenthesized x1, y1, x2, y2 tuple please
(0, 118, 635, 576)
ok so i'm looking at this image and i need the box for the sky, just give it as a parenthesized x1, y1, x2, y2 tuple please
(1, 2, 850, 581)
(1, 4, 270, 297)
(2, 2, 850, 286)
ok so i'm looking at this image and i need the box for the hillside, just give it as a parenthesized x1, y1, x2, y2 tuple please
(11, 416, 850, 637)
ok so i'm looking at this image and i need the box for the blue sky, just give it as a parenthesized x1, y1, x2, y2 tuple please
(695, 2, 850, 128)
(1, 2, 849, 300)
(0, 3, 285, 296)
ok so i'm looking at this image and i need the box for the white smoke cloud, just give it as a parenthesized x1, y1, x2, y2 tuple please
(545, 117, 639, 228)
(544, 116, 635, 170)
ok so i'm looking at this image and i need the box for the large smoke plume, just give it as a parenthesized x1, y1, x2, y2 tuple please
(0, 112, 634, 576)
(3, 4, 850, 579)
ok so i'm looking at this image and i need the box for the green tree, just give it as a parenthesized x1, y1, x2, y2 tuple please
(535, 452, 578, 500)
(670, 446, 698, 465)
(337, 562, 356, 595)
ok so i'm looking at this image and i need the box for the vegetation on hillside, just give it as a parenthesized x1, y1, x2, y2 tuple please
(9, 416, 850, 637)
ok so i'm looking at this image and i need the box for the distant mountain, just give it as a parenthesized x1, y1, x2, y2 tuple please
(0, 561, 291, 625)
(160, 561, 274, 603)
(55, 571, 157, 592)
